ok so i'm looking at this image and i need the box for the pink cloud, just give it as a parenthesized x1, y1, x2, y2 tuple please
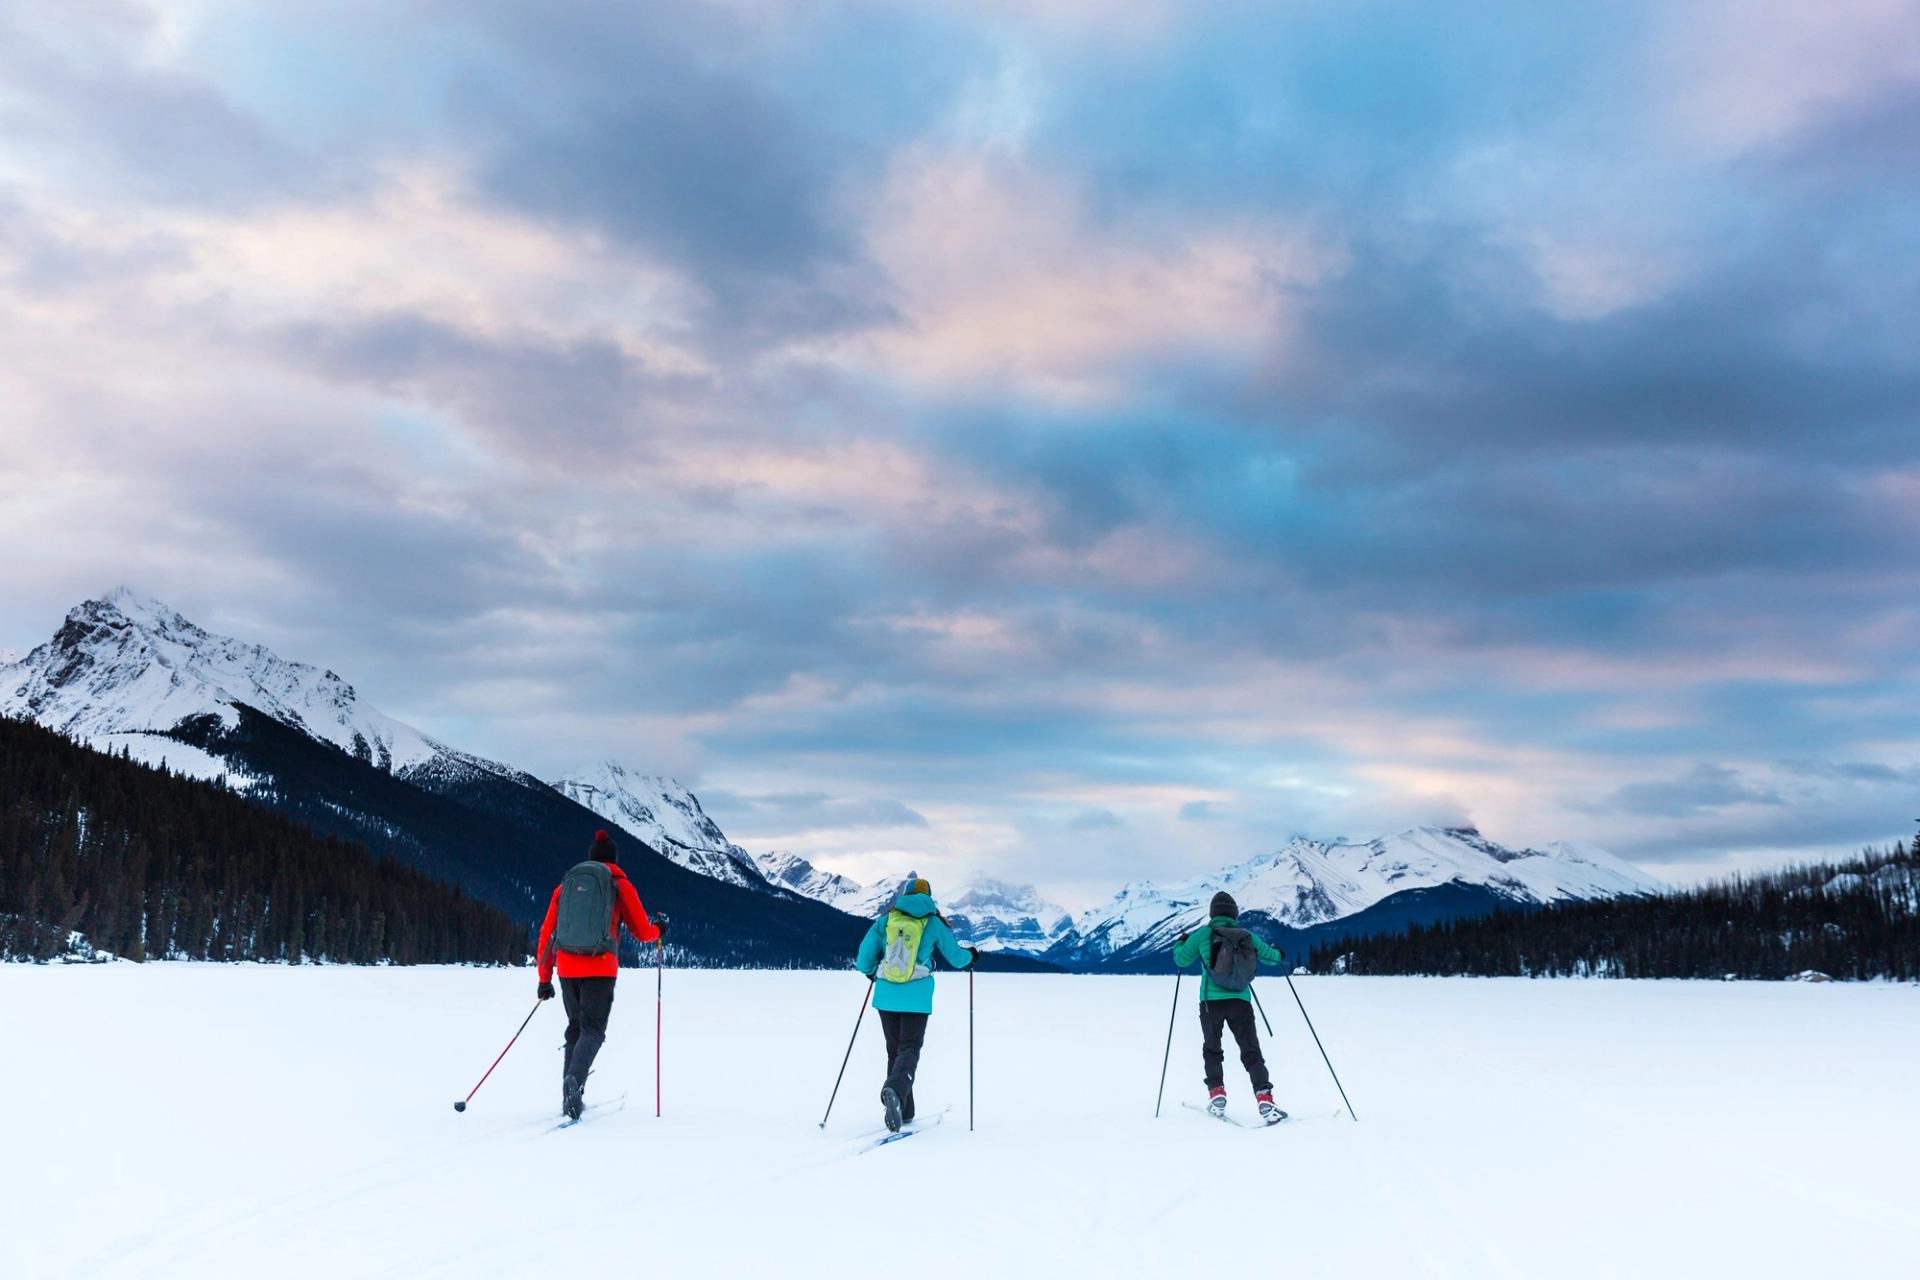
(831, 146, 1342, 403)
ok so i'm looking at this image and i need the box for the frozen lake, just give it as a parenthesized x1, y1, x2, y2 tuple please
(4, 966, 1914, 1278)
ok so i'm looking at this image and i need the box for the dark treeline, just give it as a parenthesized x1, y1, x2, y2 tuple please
(1314, 843, 1919, 980)
(0, 716, 528, 965)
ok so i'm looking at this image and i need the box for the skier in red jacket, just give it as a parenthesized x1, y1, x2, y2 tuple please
(536, 829, 664, 1119)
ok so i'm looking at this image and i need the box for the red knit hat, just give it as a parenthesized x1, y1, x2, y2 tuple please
(590, 829, 618, 863)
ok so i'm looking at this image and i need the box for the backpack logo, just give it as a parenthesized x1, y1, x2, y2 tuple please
(877, 910, 930, 984)
(554, 861, 617, 955)
(1207, 924, 1260, 991)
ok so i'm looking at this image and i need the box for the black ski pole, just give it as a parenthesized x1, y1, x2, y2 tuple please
(1285, 972, 1358, 1121)
(453, 998, 543, 1112)
(1248, 982, 1276, 1037)
(1153, 970, 1182, 1117)
(968, 964, 975, 1133)
(818, 977, 875, 1129)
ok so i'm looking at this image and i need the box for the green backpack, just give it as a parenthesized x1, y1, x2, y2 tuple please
(876, 910, 930, 983)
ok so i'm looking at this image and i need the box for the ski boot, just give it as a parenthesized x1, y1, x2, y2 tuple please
(881, 1085, 904, 1133)
(1256, 1090, 1288, 1125)
(563, 1073, 584, 1122)
(1206, 1086, 1228, 1119)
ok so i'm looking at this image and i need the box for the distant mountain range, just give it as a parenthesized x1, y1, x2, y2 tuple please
(1044, 826, 1664, 970)
(1, 590, 1666, 970)
(945, 880, 1077, 954)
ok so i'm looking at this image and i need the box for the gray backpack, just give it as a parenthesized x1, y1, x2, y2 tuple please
(1207, 924, 1259, 991)
(554, 861, 617, 955)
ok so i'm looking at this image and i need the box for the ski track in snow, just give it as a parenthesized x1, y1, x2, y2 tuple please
(3, 969, 1915, 1279)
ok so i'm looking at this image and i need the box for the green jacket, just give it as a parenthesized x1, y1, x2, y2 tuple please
(1172, 916, 1285, 1002)
(856, 892, 974, 1013)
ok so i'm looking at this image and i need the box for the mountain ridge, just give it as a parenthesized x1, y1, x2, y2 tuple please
(2, 589, 1667, 970)
(0, 591, 865, 967)
(1050, 826, 1665, 968)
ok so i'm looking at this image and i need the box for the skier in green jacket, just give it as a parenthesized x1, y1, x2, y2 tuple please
(1171, 890, 1288, 1124)
(855, 875, 977, 1133)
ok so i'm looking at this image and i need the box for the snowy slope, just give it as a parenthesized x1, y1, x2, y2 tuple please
(1824, 862, 1918, 910)
(1063, 826, 1665, 964)
(945, 878, 1075, 953)
(553, 762, 767, 890)
(0, 589, 495, 781)
(92, 732, 259, 790)
(3, 966, 1915, 1280)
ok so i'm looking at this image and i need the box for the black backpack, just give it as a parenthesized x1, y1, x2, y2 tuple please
(1206, 924, 1259, 991)
(554, 861, 617, 955)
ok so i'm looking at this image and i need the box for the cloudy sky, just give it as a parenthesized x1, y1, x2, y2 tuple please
(2, 0, 1917, 905)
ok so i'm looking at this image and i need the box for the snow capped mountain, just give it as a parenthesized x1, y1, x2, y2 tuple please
(1062, 826, 1665, 964)
(742, 857, 1074, 951)
(553, 762, 767, 890)
(753, 851, 897, 917)
(0, 591, 868, 966)
(945, 878, 1075, 953)
(0, 647, 21, 668)
(0, 589, 503, 782)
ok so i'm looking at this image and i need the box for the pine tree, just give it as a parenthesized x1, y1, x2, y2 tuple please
(0, 716, 528, 965)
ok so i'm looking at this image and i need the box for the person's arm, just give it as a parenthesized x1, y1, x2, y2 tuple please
(616, 876, 661, 945)
(536, 887, 561, 985)
(929, 917, 974, 969)
(855, 916, 885, 976)
(1254, 935, 1286, 967)
(1171, 927, 1206, 969)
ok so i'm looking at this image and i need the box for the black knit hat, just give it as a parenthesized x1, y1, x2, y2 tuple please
(590, 829, 618, 864)
(1210, 890, 1238, 919)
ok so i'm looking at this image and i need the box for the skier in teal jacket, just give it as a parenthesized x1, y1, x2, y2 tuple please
(1171, 890, 1288, 1124)
(855, 876, 976, 1131)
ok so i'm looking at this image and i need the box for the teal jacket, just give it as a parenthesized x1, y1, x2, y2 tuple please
(1172, 916, 1286, 1002)
(856, 892, 974, 1013)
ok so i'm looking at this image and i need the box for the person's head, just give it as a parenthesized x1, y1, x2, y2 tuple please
(1210, 890, 1238, 920)
(898, 871, 931, 898)
(590, 829, 618, 864)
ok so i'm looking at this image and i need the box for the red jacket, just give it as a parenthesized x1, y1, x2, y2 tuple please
(536, 861, 661, 981)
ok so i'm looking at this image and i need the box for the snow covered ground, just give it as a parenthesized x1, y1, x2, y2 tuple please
(3, 968, 1914, 1279)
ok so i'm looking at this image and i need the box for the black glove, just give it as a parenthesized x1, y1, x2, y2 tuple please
(966, 947, 981, 967)
(651, 911, 669, 939)
(537, 981, 555, 1001)
(1177, 930, 1191, 944)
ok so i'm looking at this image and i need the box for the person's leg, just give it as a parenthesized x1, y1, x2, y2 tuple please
(879, 1009, 903, 1084)
(876, 1009, 906, 1129)
(884, 1013, 928, 1119)
(565, 976, 618, 1087)
(560, 978, 584, 1091)
(1199, 1000, 1228, 1090)
(1224, 1000, 1272, 1093)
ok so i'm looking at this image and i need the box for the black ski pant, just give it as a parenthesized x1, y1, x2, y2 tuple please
(560, 976, 617, 1088)
(1200, 997, 1271, 1093)
(878, 1010, 929, 1122)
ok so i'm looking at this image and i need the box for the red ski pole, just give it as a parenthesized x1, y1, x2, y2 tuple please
(453, 999, 543, 1112)
(655, 939, 664, 1118)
